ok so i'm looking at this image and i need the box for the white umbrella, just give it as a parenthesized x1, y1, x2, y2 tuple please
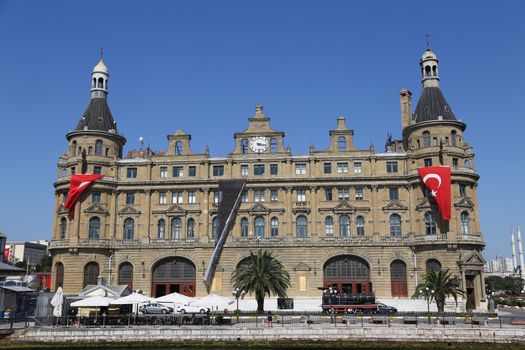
(110, 293, 152, 305)
(70, 296, 114, 307)
(50, 287, 64, 317)
(155, 292, 194, 305)
(190, 294, 235, 310)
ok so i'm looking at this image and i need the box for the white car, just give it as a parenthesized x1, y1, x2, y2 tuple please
(176, 304, 209, 314)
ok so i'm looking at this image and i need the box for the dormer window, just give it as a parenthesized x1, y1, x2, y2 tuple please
(422, 131, 430, 147)
(175, 141, 183, 155)
(338, 136, 346, 152)
(271, 138, 278, 153)
(241, 139, 248, 154)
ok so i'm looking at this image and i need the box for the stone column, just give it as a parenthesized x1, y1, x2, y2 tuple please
(371, 185, 378, 234)
(310, 186, 317, 237)
(145, 189, 151, 240)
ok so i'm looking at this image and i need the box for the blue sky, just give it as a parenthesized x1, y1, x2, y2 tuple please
(0, 0, 523, 260)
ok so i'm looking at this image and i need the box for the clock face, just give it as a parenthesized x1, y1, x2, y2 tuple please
(250, 136, 269, 153)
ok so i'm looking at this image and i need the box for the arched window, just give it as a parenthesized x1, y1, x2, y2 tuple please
(83, 262, 99, 287)
(425, 65, 431, 77)
(254, 216, 265, 238)
(461, 211, 470, 234)
(389, 214, 402, 237)
(123, 218, 134, 240)
(451, 130, 457, 146)
(171, 217, 182, 240)
(338, 136, 346, 152)
(95, 140, 103, 156)
(71, 141, 77, 156)
(465, 159, 471, 168)
(240, 217, 248, 237)
(175, 141, 183, 155)
(92, 78, 96, 88)
(241, 139, 248, 153)
(97, 77, 104, 88)
(422, 131, 431, 147)
(271, 138, 278, 153)
(88, 217, 100, 240)
(390, 260, 408, 297)
(296, 215, 308, 238)
(426, 259, 442, 272)
(356, 216, 365, 236)
(118, 262, 133, 289)
(187, 218, 195, 238)
(59, 217, 67, 239)
(212, 217, 219, 239)
(432, 65, 437, 76)
(157, 219, 165, 239)
(325, 216, 334, 236)
(55, 262, 64, 289)
(271, 217, 279, 237)
(339, 215, 350, 237)
(424, 212, 436, 235)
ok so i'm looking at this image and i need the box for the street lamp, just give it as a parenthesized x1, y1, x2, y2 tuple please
(232, 288, 245, 322)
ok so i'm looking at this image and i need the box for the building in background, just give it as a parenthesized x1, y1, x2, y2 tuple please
(5, 241, 49, 266)
(0, 232, 6, 263)
(484, 256, 515, 277)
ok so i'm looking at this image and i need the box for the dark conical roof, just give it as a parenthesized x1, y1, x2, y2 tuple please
(413, 87, 456, 123)
(75, 98, 117, 132)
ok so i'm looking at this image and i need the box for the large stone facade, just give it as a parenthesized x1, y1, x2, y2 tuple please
(50, 48, 486, 307)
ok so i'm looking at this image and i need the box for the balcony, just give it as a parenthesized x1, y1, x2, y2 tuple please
(414, 234, 448, 242)
(149, 238, 201, 246)
(380, 235, 409, 243)
(456, 234, 484, 243)
(78, 238, 111, 247)
(318, 236, 373, 244)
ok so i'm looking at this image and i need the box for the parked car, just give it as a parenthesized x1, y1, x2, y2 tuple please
(176, 304, 209, 314)
(139, 303, 174, 314)
(376, 303, 398, 314)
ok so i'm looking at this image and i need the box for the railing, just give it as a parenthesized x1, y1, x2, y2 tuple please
(294, 201, 310, 207)
(78, 238, 111, 247)
(318, 236, 373, 244)
(380, 235, 409, 243)
(149, 238, 201, 245)
(114, 239, 142, 246)
(414, 234, 448, 242)
(456, 234, 484, 243)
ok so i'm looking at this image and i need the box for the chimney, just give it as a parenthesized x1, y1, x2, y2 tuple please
(400, 89, 412, 129)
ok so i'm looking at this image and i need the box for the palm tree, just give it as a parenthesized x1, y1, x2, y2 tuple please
(231, 249, 291, 314)
(412, 269, 465, 313)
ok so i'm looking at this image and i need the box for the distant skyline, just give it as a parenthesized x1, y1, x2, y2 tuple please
(0, 1, 524, 260)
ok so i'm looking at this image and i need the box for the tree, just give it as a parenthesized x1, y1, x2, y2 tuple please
(412, 269, 465, 313)
(231, 249, 291, 314)
(485, 275, 524, 296)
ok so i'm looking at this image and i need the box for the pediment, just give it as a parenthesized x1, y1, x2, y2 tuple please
(416, 198, 433, 211)
(460, 250, 486, 266)
(293, 262, 311, 271)
(84, 203, 109, 216)
(382, 200, 408, 211)
(249, 203, 269, 213)
(166, 203, 187, 215)
(333, 200, 356, 213)
(454, 197, 475, 209)
(118, 205, 141, 216)
(57, 204, 70, 215)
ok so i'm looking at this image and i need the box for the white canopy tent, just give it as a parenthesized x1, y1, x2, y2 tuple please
(190, 294, 234, 311)
(50, 287, 64, 317)
(154, 292, 194, 305)
(70, 296, 114, 308)
(110, 292, 153, 315)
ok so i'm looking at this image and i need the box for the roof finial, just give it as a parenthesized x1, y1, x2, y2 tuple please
(100, 47, 104, 59)
(425, 33, 430, 49)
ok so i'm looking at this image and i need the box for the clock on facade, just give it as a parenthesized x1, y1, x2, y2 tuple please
(250, 136, 269, 153)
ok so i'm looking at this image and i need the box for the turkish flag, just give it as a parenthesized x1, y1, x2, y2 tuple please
(64, 174, 103, 219)
(418, 166, 451, 221)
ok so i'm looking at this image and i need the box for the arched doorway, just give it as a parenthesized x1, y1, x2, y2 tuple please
(151, 257, 196, 297)
(390, 260, 408, 297)
(323, 255, 371, 294)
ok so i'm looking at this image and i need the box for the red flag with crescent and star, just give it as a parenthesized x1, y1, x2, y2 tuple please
(418, 166, 451, 221)
(64, 174, 103, 219)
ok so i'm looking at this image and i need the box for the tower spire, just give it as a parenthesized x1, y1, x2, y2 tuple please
(91, 54, 109, 99)
(420, 46, 439, 88)
(512, 226, 517, 272)
(518, 224, 525, 278)
(425, 33, 430, 49)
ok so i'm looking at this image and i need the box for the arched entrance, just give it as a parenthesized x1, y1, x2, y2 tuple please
(323, 255, 371, 294)
(390, 260, 408, 297)
(151, 257, 196, 297)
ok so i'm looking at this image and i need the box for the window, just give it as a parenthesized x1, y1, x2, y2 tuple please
(271, 138, 278, 153)
(355, 187, 363, 201)
(432, 137, 438, 146)
(299, 275, 307, 291)
(59, 217, 67, 239)
(71, 167, 76, 175)
(123, 218, 134, 240)
(452, 158, 458, 169)
(159, 192, 167, 204)
(188, 191, 196, 204)
(390, 214, 402, 236)
(296, 215, 308, 238)
(465, 159, 471, 168)
(426, 259, 442, 272)
(93, 166, 102, 174)
(157, 219, 166, 239)
(270, 164, 278, 175)
(212, 217, 219, 239)
(423, 131, 430, 147)
(241, 190, 248, 203)
(325, 216, 334, 236)
(175, 141, 183, 155)
(254, 216, 265, 238)
(187, 218, 195, 238)
(459, 184, 466, 197)
(171, 218, 182, 239)
(386, 161, 398, 173)
(160, 166, 168, 178)
(389, 188, 399, 201)
(337, 162, 348, 174)
(240, 217, 248, 237)
(127, 168, 137, 178)
(424, 211, 436, 235)
(423, 187, 432, 198)
(118, 263, 133, 289)
(296, 189, 306, 202)
(83, 262, 99, 288)
(461, 211, 470, 234)
(95, 140, 103, 156)
(126, 193, 135, 205)
(213, 191, 222, 204)
(338, 188, 349, 201)
(254, 164, 265, 176)
(55, 262, 64, 289)
(173, 166, 183, 177)
(172, 191, 183, 204)
(338, 136, 346, 151)
(188, 166, 196, 177)
(356, 216, 365, 236)
(88, 146, 92, 155)
(323, 163, 332, 174)
(270, 189, 278, 202)
(295, 163, 307, 175)
(241, 165, 248, 176)
(254, 190, 265, 202)
(339, 215, 350, 237)
(324, 188, 333, 201)
(354, 162, 362, 174)
(424, 158, 433, 167)
(451, 130, 457, 146)
(241, 139, 248, 153)
(271, 217, 279, 237)
(92, 191, 101, 203)
(213, 165, 224, 176)
(88, 217, 100, 239)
